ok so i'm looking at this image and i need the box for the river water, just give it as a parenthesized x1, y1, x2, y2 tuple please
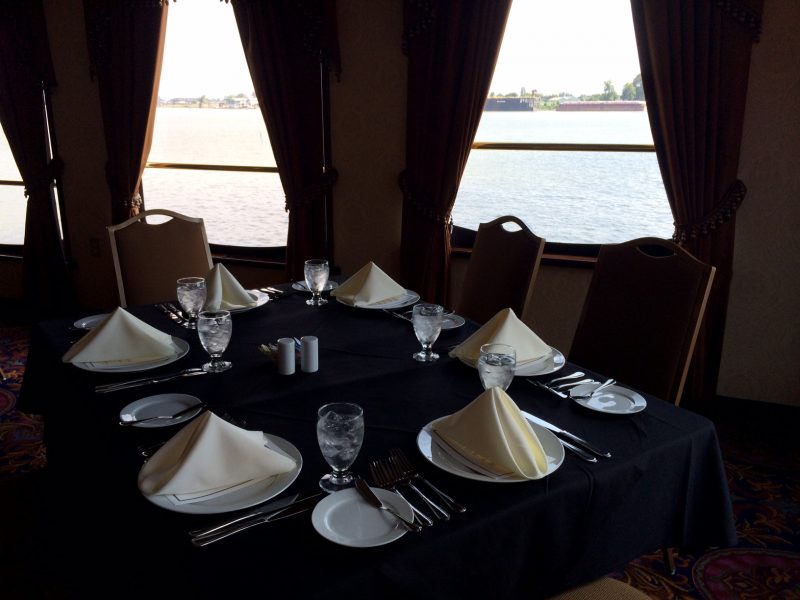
(0, 108, 674, 247)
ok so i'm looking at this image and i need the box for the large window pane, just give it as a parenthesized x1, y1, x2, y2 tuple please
(143, 0, 285, 247)
(0, 127, 25, 245)
(455, 0, 673, 243)
(143, 169, 287, 247)
(454, 151, 673, 244)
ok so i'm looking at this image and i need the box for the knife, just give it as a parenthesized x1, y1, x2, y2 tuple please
(95, 368, 207, 393)
(119, 402, 203, 426)
(156, 303, 187, 327)
(522, 411, 611, 459)
(191, 493, 323, 546)
(355, 477, 421, 532)
(527, 378, 568, 399)
(189, 492, 303, 538)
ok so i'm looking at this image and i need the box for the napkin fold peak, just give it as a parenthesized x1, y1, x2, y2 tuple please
(138, 411, 296, 497)
(432, 387, 548, 479)
(330, 261, 406, 306)
(449, 308, 550, 366)
(205, 263, 257, 311)
(62, 307, 177, 365)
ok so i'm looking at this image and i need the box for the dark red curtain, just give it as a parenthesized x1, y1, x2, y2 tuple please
(630, 0, 763, 408)
(0, 0, 72, 316)
(84, 0, 168, 224)
(399, 0, 512, 303)
(230, 0, 340, 281)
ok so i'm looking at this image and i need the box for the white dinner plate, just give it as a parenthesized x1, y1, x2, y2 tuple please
(336, 290, 420, 310)
(455, 346, 565, 377)
(311, 487, 413, 547)
(142, 433, 302, 515)
(73, 313, 109, 330)
(416, 416, 565, 482)
(400, 310, 466, 330)
(119, 393, 203, 428)
(72, 338, 190, 373)
(228, 290, 270, 314)
(569, 383, 647, 414)
(292, 280, 339, 292)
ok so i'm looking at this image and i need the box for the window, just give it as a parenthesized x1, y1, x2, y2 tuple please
(142, 0, 287, 248)
(0, 128, 26, 246)
(452, 0, 674, 245)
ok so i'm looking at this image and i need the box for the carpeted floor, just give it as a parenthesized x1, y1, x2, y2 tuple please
(1, 323, 798, 598)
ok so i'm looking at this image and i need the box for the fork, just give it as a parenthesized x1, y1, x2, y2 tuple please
(391, 448, 466, 513)
(386, 454, 450, 520)
(370, 460, 433, 527)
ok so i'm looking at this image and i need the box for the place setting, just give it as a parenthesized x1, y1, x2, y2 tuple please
(528, 370, 647, 415)
(449, 307, 565, 377)
(330, 261, 420, 310)
(63, 307, 190, 373)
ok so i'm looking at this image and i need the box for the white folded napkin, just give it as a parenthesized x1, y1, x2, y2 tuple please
(449, 308, 551, 366)
(138, 411, 297, 503)
(205, 263, 257, 311)
(432, 387, 548, 479)
(62, 307, 178, 366)
(330, 261, 406, 306)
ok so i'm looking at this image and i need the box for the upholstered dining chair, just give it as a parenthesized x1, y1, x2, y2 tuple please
(107, 209, 213, 307)
(547, 577, 650, 600)
(568, 237, 715, 408)
(454, 215, 545, 324)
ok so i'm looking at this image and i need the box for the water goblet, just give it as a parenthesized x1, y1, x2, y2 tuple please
(477, 343, 516, 391)
(411, 303, 443, 362)
(304, 259, 329, 306)
(197, 310, 232, 373)
(176, 277, 206, 329)
(316, 402, 364, 493)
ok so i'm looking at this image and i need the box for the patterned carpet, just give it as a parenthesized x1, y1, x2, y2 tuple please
(1, 325, 798, 598)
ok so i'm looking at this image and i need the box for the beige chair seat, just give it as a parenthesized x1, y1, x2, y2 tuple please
(548, 577, 651, 599)
(107, 209, 213, 307)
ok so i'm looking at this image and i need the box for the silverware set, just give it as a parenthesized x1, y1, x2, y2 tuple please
(370, 448, 465, 528)
(259, 286, 287, 300)
(189, 492, 324, 547)
(156, 303, 191, 328)
(528, 374, 616, 400)
(96, 367, 208, 394)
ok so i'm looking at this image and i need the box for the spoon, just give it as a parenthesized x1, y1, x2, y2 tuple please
(547, 371, 585, 385)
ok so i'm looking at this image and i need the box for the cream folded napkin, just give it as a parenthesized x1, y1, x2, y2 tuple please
(432, 387, 548, 479)
(205, 263, 257, 311)
(330, 261, 406, 306)
(62, 307, 178, 365)
(449, 308, 551, 366)
(138, 411, 297, 502)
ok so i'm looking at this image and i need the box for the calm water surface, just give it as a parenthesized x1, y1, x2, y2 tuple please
(0, 108, 674, 246)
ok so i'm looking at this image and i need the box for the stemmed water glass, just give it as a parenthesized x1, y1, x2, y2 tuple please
(176, 277, 206, 329)
(477, 343, 517, 390)
(316, 402, 364, 493)
(304, 259, 330, 306)
(197, 310, 232, 373)
(411, 303, 444, 362)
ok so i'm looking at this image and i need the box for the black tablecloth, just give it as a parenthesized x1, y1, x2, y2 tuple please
(19, 287, 736, 598)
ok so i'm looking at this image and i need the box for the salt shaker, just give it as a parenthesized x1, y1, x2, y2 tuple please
(301, 336, 319, 373)
(277, 337, 296, 375)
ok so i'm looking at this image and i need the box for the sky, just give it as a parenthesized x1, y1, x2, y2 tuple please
(158, 0, 642, 100)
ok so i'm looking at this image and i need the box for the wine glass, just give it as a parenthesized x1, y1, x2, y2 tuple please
(304, 259, 330, 306)
(478, 343, 517, 390)
(316, 402, 364, 492)
(176, 277, 206, 329)
(197, 310, 232, 373)
(411, 303, 443, 362)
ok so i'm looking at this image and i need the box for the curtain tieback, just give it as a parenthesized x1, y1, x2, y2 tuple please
(398, 170, 453, 231)
(674, 180, 747, 243)
(23, 158, 63, 197)
(285, 168, 338, 212)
